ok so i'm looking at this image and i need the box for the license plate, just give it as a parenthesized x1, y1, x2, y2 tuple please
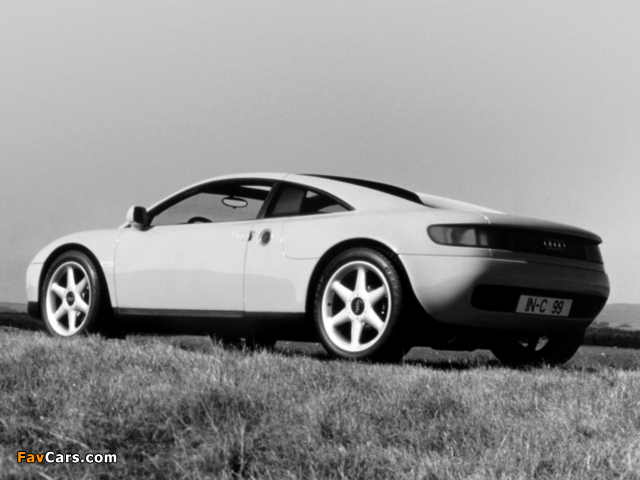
(516, 295, 573, 317)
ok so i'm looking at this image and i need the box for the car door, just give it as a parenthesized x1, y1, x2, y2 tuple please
(243, 182, 350, 313)
(114, 180, 274, 313)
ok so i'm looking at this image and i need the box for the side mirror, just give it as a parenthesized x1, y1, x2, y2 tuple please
(126, 206, 149, 229)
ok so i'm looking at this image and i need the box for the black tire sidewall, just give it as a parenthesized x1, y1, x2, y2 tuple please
(313, 248, 405, 360)
(40, 251, 102, 337)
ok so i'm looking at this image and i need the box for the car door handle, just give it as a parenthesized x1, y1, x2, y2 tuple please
(236, 231, 253, 242)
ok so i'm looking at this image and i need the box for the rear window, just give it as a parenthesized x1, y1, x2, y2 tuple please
(304, 174, 424, 205)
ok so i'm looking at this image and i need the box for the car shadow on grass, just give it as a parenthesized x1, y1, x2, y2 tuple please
(402, 357, 503, 370)
(155, 338, 508, 370)
(0, 312, 44, 332)
(8, 316, 637, 371)
(274, 342, 505, 370)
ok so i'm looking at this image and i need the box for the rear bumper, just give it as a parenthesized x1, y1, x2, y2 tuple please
(400, 254, 610, 333)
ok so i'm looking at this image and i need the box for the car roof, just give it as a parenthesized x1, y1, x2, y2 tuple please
(148, 172, 428, 213)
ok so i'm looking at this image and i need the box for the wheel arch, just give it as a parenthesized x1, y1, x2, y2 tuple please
(38, 244, 115, 314)
(304, 238, 417, 322)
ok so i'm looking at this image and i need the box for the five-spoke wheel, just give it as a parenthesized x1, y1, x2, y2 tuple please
(314, 248, 406, 361)
(41, 251, 103, 337)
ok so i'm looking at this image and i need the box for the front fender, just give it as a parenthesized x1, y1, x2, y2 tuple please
(27, 229, 125, 309)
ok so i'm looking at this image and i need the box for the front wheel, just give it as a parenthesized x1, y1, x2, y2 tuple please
(490, 333, 583, 367)
(41, 251, 104, 337)
(313, 248, 406, 361)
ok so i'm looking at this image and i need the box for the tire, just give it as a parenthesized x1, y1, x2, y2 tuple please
(490, 333, 583, 367)
(313, 248, 407, 361)
(40, 251, 105, 337)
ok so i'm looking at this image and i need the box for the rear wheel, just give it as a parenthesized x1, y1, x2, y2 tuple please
(313, 248, 407, 361)
(41, 251, 104, 337)
(490, 333, 583, 367)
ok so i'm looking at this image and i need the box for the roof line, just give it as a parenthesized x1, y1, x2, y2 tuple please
(301, 174, 424, 205)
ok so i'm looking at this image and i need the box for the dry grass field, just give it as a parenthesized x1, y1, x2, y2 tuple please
(0, 314, 639, 480)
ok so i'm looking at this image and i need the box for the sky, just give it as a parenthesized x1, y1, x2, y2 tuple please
(1, 1, 639, 304)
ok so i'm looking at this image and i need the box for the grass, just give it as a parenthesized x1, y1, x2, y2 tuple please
(1, 324, 639, 479)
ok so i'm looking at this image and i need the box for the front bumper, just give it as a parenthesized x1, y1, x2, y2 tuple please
(26, 263, 43, 319)
(399, 254, 610, 333)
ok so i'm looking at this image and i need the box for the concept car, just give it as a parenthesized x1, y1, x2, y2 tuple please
(26, 173, 610, 365)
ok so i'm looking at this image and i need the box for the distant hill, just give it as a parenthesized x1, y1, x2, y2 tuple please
(0, 302, 27, 313)
(593, 303, 640, 331)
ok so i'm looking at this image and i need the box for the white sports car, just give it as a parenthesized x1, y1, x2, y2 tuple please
(26, 173, 610, 365)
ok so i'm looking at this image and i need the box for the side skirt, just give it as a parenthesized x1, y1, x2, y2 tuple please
(113, 308, 314, 341)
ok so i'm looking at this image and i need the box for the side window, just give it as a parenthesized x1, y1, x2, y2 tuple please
(267, 184, 348, 218)
(150, 182, 273, 226)
(303, 190, 349, 214)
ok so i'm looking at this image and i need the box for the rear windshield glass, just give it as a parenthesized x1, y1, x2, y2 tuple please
(304, 174, 424, 205)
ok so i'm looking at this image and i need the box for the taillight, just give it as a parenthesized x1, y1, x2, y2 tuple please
(427, 224, 603, 264)
(427, 225, 488, 247)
